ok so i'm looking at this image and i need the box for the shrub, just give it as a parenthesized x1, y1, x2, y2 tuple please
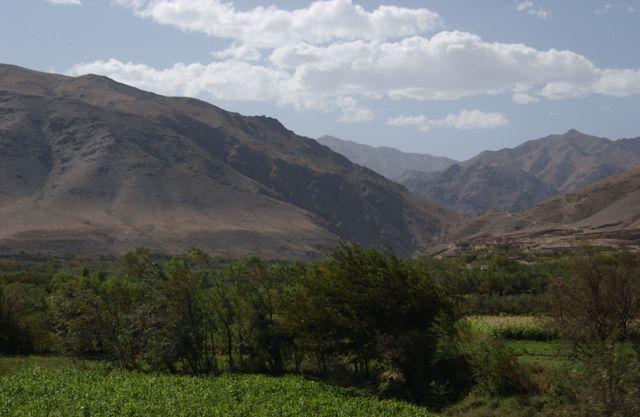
(468, 337, 538, 397)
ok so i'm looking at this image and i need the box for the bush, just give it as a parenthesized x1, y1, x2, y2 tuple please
(468, 337, 538, 397)
(467, 316, 558, 341)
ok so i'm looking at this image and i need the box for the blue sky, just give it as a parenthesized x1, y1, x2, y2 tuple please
(1, 0, 639, 160)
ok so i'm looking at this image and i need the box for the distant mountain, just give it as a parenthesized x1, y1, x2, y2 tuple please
(0, 64, 459, 258)
(466, 129, 640, 192)
(400, 129, 640, 215)
(317, 135, 456, 179)
(399, 162, 556, 216)
(439, 166, 640, 253)
(522, 166, 640, 229)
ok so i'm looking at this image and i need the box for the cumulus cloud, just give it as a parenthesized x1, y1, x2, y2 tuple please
(114, 0, 442, 48)
(69, 27, 640, 122)
(268, 32, 640, 101)
(387, 115, 427, 127)
(336, 97, 374, 123)
(432, 110, 508, 129)
(68, 59, 291, 102)
(45, 0, 81, 5)
(515, 0, 550, 18)
(212, 43, 262, 62)
(512, 92, 539, 104)
(388, 110, 508, 131)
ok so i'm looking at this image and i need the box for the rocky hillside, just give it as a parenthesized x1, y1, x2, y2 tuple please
(438, 166, 640, 253)
(400, 129, 640, 215)
(398, 162, 556, 216)
(0, 64, 459, 258)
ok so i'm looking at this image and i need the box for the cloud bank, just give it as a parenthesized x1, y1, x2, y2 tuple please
(114, 0, 443, 48)
(388, 110, 508, 131)
(65, 1, 640, 124)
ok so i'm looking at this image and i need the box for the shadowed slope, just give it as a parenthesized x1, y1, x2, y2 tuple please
(0, 64, 458, 258)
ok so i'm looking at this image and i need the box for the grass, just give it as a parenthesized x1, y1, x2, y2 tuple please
(505, 340, 567, 370)
(0, 357, 436, 417)
(466, 316, 567, 370)
(467, 316, 559, 341)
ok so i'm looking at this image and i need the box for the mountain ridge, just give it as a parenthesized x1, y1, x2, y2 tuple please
(436, 165, 640, 253)
(317, 135, 456, 180)
(0, 63, 459, 258)
(399, 129, 640, 215)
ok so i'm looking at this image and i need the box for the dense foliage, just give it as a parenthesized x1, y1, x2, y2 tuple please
(0, 243, 469, 404)
(419, 250, 563, 315)
(2, 246, 640, 416)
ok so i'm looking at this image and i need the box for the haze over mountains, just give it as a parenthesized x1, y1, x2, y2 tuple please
(317, 135, 456, 179)
(0, 64, 457, 258)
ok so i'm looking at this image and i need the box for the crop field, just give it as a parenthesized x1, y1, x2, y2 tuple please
(0, 358, 435, 417)
(466, 315, 559, 341)
(466, 316, 567, 370)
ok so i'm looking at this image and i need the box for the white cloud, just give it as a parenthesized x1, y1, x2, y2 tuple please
(512, 93, 539, 104)
(515, 0, 550, 18)
(336, 97, 374, 123)
(114, 0, 442, 48)
(268, 32, 640, 101)
(68, 59, 291, 102)
(69, 29, 640, 122)
(387, 115, 427, 127)
(388, 110, 508, 131)
(45, 0, 81, 5)
(433, 110, 508, 129)
(212, 43, 261, 62)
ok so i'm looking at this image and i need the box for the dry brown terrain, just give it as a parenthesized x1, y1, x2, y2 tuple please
(434, 166, 640, 254)
(400, 129, 640, 215)
(0, 64, 459, 258)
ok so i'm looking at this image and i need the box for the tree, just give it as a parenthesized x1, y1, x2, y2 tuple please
(550, 250, 640, 417)
(284, 242, 461, 402)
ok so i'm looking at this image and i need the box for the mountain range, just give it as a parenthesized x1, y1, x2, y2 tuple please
(1, 63, 639, 258)
(322, 130, 640, 216)
(438, 166, 640, 253)
(0, 64, 457, 258)
(317, 135, 456, 179)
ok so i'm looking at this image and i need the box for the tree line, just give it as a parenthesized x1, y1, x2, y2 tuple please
(1, 244, 640, 413)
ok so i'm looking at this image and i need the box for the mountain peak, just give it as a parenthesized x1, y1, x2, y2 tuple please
(564, 128, 585, 136)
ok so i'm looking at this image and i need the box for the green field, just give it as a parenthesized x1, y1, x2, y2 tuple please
(466, 316, 558, 341)
(0, 357, 435, 417)
(466, 316, 566, 369)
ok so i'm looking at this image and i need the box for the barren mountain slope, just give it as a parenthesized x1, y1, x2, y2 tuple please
(398, 162, 556, 216)
(467, 129, 640, 192)
(401, 129, 640, 214)
(437, 166, 640, 253)
(0, 64, 459, 258)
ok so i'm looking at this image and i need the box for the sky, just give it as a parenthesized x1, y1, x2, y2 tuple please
(1, 0, 639, 160)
